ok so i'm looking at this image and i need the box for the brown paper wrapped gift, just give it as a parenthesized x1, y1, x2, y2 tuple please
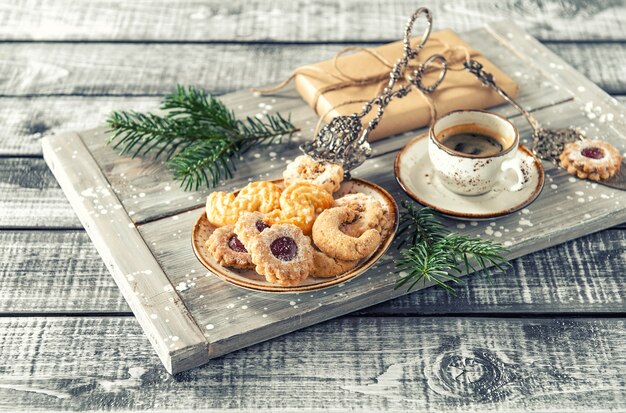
(293, 29, 519, 141)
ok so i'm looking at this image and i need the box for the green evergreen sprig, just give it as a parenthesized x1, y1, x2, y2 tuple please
(106, 85, 299, 191)
(394, 201, 510, 294)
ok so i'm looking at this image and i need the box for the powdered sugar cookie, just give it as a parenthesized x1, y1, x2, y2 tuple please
(312, 206, 381, 261)
(311, 249, 358, 278)
(283, 155, 344, 193)
(334, 193, 385, 237)
(234, 211, 272, 246)
(206, 225, 254, 269)
(248, 224, 314, 285)
(559, 139, 622, 181)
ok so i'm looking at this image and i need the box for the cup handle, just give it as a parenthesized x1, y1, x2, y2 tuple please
(500, 158, 527, 192)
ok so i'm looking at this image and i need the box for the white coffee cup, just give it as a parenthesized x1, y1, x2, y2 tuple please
(428, 110, 528, 196)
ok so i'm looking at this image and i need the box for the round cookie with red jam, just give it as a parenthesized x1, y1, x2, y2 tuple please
(560, 139, 622, 181)
(206, 225, 254, 269)
(247, 224, 314, 286)
(234, 211, 272, 247)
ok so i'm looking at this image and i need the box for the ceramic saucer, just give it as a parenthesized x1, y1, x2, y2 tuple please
(395, 134, 545, 220)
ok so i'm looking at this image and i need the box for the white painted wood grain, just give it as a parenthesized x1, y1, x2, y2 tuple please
(1, 316, 625, 411)
(42, 132, 209, 374)
(0, 42, 623, 97)
(1, 229, 625, 315)
(1, 0, 624, 42)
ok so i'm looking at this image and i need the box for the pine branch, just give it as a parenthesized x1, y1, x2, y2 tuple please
(105, 85, 299, 190)
(394, 201, 510, 294)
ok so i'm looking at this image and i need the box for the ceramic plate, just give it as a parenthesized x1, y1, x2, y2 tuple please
(395, 133, 545, 220)
(192, 178, 398, 293)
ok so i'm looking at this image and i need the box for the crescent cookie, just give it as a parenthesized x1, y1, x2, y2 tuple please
(206, 181, 282, 227)
(334, 193, 386, 237)
(559, 139, 622, 181)
(312, 249, 358, 278)
(247, 224, 314, 286)
(269, 182, 334, 234)
(283, 155, 344, 193)
(206, 225, 254, 269)
(312, 206, 382, 261)
(234, 211, 272, 246)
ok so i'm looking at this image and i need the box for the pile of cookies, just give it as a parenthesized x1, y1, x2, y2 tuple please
(205, 155, 388, 286)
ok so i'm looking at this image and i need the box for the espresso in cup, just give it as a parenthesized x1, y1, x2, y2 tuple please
(438, 125, 505, 157)
(428, 110, 529, 196)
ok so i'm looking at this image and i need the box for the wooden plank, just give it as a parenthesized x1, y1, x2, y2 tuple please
(0, 230, 128, 314)
(3, 93, 624, 157)
(42, 133, 209, 374)
(0, 42, 623, 97)
(0, 157, 80, 228)
(3, 228, 625, 315)
(0, 96, 160, 156)
(2, 316, 626, 411)
(1, 0, 624, 42)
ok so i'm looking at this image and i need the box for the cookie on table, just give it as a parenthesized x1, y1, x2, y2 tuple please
(312, 206, 381, 262)
(206, 225, 254, 269)
(559, 139, 622, 181)
(268, 181, 334, 234)
(247, 224, 314, 286)
(283, 155, 344, 194)
(206, 181, 282, 227)
(234, 211, 272, 246)
(334, 193, 386, 237)
(311, 249, 358, 278)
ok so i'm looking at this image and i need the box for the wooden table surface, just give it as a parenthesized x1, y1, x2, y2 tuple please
(2, 1, 626, 411)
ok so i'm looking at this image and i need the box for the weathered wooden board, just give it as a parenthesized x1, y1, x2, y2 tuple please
(0, 42, 624, 97)
(2, 0, 625, 42)
(2, 316, 626, 411)
(2, 229, 626, 315)
(42, 22, 626, 374)
(43, 133, 209, 374)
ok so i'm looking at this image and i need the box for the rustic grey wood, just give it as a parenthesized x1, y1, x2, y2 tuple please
(42, 133, 209, 374)
(1, 0, 624, 42)
(0, 42, 624, 97)
(1, 316, 626, 411)
(0, 96, 160, 156)
(2, 229, 626, 315)
(0, 157, 80, 228)
(0, 230, 128, 314)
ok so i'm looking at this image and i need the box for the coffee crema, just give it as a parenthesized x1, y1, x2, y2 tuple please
(438, 125, 507, 157)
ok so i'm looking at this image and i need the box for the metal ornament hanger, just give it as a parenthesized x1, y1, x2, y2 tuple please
(300, 7, 448, 176)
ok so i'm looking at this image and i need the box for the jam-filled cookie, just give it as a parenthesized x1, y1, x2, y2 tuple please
(206, 225, 254, 269)
(283, 155, 344, 193)
(269, 182, 334, 234)
(248, 224, 314, 285)
(559, 139, 622, 181)
(312, 206, 382, 261)
(312, 249, 358, 278)
(206, 181, 282, 227)
(234, 211, 272, 246)
(334, 193, 386, 237)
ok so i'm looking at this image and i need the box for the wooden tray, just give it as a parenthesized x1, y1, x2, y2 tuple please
(42, 21, 626, 374)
